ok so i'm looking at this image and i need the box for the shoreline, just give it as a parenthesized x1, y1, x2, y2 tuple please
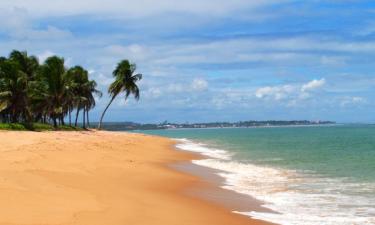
(0, 130, 274, 225)
(171, 161, 277, 215)
(169, 138, 280, 224)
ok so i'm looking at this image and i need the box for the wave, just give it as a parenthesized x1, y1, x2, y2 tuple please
(174, 138, 375, 225)
(174, 138, 232, 160)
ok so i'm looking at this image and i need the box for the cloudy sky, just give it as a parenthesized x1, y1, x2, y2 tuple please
(1, 0, 374, 123)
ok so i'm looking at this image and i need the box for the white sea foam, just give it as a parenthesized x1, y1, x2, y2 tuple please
(174, 138, 232, 160)
(175, 138, 375, 225)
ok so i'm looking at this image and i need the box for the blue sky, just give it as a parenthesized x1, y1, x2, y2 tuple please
(0, 0, 374, 123)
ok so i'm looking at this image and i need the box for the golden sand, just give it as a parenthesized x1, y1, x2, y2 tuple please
(0, 131, 272, 225)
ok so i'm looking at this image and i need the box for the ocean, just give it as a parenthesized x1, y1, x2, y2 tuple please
(138, 125, 375, 225)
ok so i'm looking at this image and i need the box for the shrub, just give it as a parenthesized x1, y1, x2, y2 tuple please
(0, 123, 27, 130)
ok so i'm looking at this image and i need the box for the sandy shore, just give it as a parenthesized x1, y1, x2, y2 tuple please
(0, 131, 273, 225)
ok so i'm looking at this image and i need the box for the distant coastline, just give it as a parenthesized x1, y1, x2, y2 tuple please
(95, 120, 336, 131)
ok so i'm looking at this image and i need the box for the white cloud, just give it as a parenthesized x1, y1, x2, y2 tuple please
(105, 44, 147, 61)
(209, 88, 257, 109)
(0, 0, 289, 18)
(37, 50, 55, 63)
(143, 87, 162, 99)
(21, 26, 72, 40)
(64, 57, 74, 68)
(320, 56, 346, 67)
(95, 73, 113, 86)
(255, 85, 295, 100)
(37, 50, 73, 66)
(340, 96, 367, 107)
(255, 79, 326, 105)
(167, 83, 184, 93)
(0, 7, 29, 30)
(97, 36, 375, 75)
(301, 78, 326, 92)
(0, 8, 72, 40)
(142, 78, 208, 101)
(191, 78, 208, 91)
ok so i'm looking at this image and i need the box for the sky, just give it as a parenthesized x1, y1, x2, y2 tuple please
(0, 0, 374, 123)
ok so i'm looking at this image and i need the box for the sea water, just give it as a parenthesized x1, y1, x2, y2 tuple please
(139, 125, 375, 225)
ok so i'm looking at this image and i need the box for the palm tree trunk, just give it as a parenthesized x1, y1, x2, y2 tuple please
(69, 108, 72, 126)
(53, 117, 57, 128)
(11, 108, 17, 123)
(75, 108, 80, 127)
(82, 107, 86, 129)
(61, 115, 65, 126)
(98, 95, 116, 130)
(86, 109, 90, 128)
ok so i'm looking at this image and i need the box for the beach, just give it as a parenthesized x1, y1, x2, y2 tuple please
(0, 131, 271, 225)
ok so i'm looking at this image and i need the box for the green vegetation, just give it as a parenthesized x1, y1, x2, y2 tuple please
(0, 123, 84, 131)
(0, 50, 142, 131)
(0, 123, 27, 130)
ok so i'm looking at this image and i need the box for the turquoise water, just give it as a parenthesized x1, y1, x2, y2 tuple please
(139, 125, 375, 225)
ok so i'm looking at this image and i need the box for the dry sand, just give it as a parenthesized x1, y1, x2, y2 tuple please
(0, 131, 273, 225)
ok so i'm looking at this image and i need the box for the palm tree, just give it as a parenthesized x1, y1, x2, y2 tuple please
(0, 51, 40, 123)
(8, 50, 39, 123)
(98, 60, 142, 130)
(0, 49, 103, 128)
(63, 75, 76, 126)
(9, 50, 39, 80)
(66, 66, 88, 127)
(82, 80, 102, 128)
(66, 66, 102, 128)
(37, 56, 67, 127)
(0, 59, 29, 123)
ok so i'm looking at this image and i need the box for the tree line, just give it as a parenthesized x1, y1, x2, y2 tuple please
(0, 50, 142, 129)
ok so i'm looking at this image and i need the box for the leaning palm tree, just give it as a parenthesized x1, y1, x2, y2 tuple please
(98, 60, 142, 130)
